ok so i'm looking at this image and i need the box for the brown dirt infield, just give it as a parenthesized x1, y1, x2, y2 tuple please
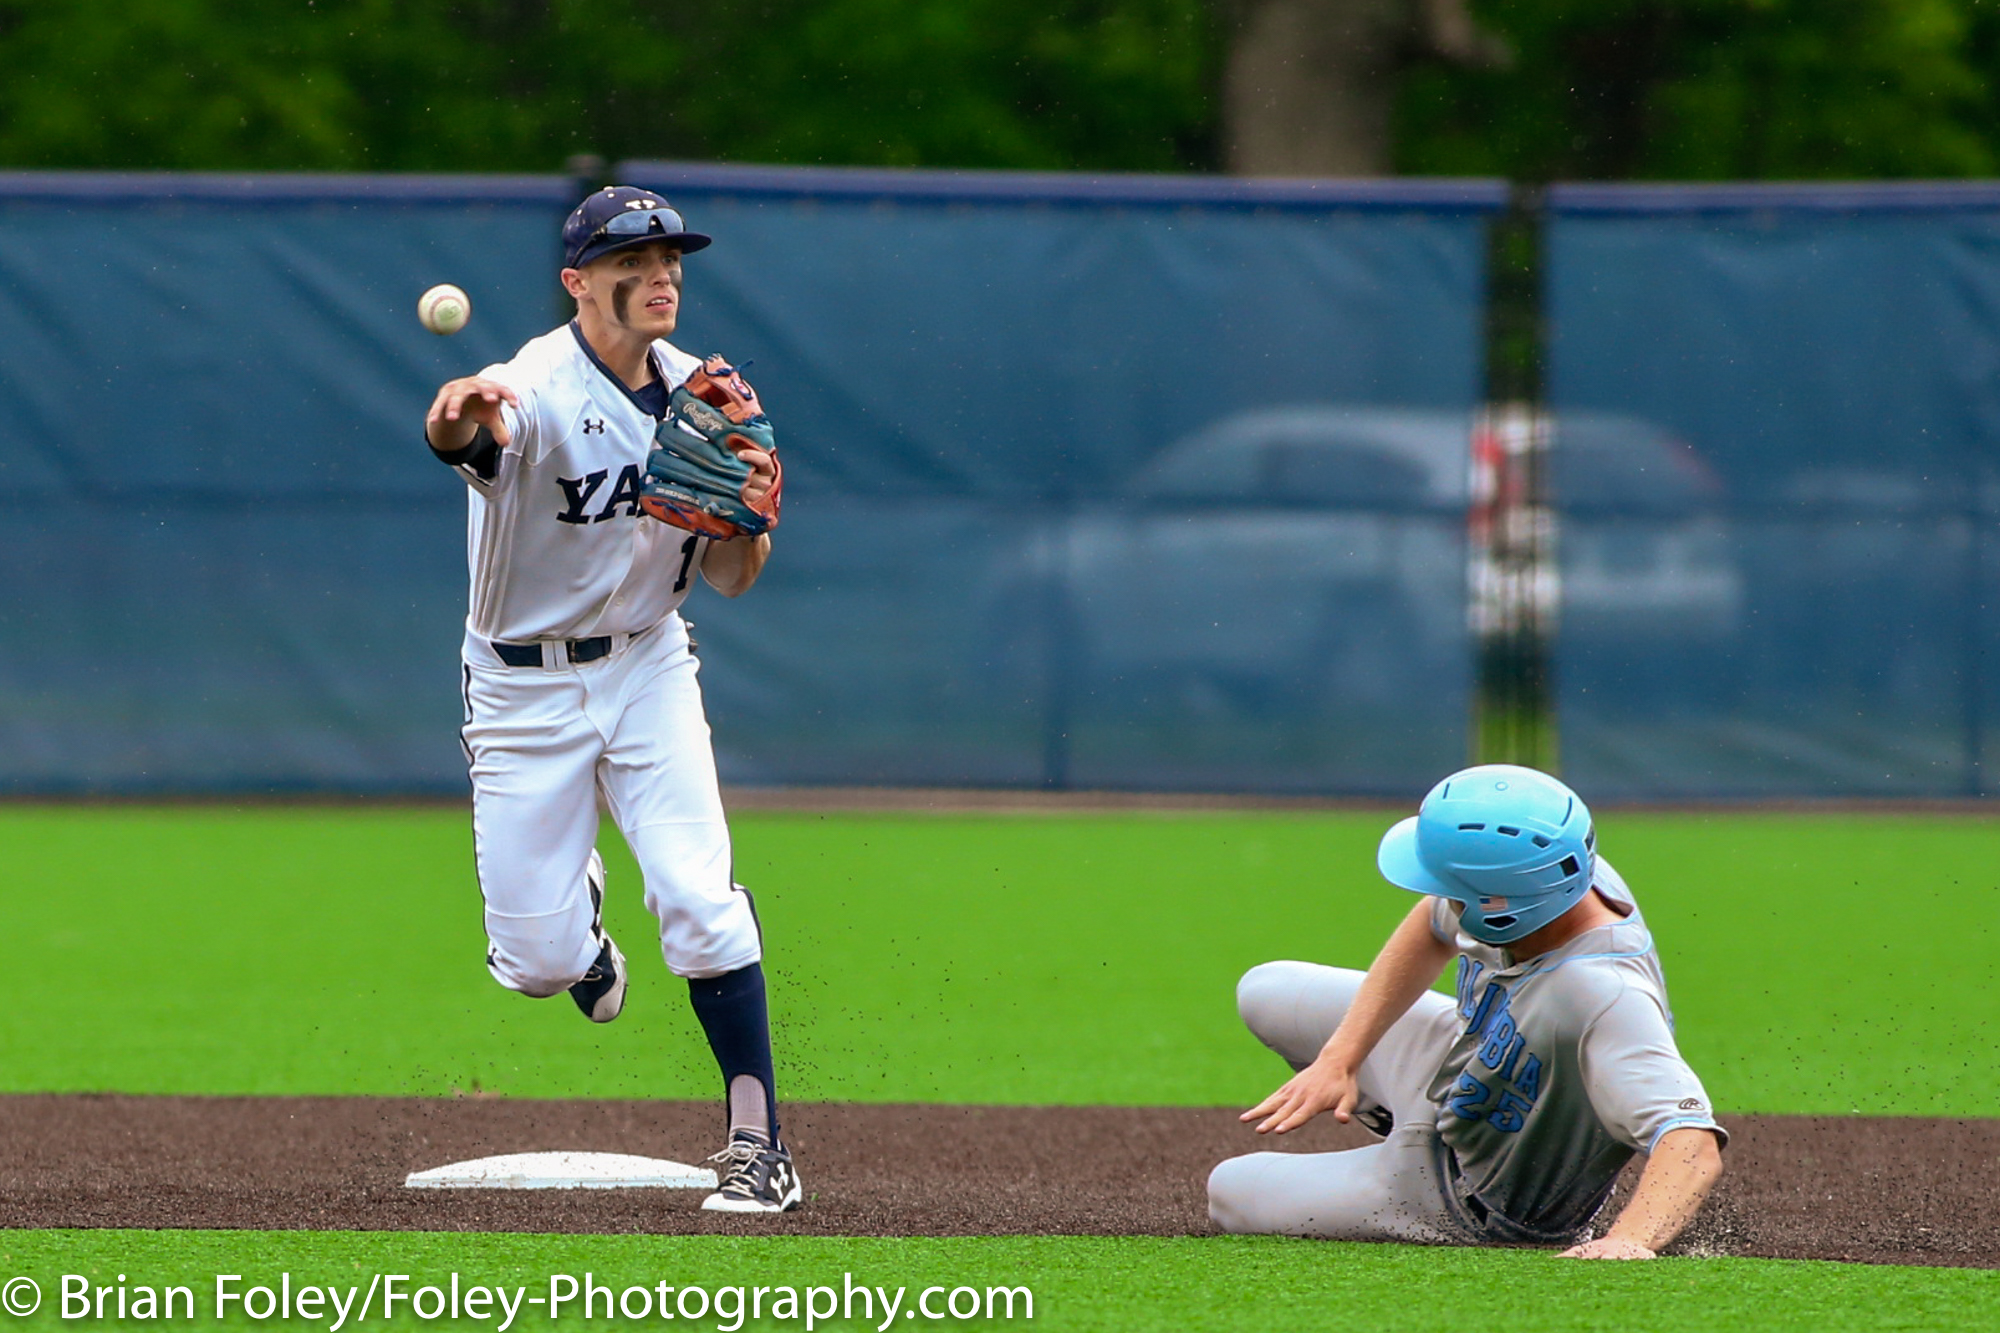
(2, 1095, 1994, 1268)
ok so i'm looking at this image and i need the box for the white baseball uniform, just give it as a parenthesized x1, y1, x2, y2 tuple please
(448, 321, 761, 994)
(1208, 858, 1726, 1244)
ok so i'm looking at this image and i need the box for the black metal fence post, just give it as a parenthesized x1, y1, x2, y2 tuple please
(1470, 186, 1560, 772)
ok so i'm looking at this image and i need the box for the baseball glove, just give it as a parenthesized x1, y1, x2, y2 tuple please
(639, 355, 783, 540)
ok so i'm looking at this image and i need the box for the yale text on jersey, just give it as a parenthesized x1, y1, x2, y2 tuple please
(556, 465, 646, 524)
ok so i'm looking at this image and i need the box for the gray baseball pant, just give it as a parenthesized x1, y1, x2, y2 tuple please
(1207, 960, 1477, 1242)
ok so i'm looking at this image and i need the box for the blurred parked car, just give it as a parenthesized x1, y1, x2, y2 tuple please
(1549, 412, 1743, 642)
(976, 406, 1741, 713)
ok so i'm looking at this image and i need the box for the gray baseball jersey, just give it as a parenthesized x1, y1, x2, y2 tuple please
(1424, 858, 1727, 1239)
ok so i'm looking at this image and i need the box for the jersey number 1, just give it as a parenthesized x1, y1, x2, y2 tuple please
(673, 534, 698, 593)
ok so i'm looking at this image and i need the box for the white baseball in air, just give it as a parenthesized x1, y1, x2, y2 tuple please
(418, 283, 471, 336)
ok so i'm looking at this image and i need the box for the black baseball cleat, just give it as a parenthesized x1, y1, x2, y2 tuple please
(1354, 1104, 1394, 1138)
(701, 1133, 803, 1213)
(568, 850, 626, 1023)
(568, 936, 627, 1022)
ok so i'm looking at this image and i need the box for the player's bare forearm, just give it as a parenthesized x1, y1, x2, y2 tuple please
(1242, 900, 1455, 1134)
(1320, 900, 1457, 1070)
(1561, 1128, 1724, 1259)
(701, 533, 771, 597)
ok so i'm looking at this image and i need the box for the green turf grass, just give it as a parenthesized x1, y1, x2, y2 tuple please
(1, 1230, 1993, 1332)
(0, 807, 1995, 1113)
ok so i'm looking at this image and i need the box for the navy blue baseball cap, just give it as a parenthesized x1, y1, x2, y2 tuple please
(562, 186, 712, 269)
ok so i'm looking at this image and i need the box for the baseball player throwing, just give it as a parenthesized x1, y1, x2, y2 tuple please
(1208, 764, 1724, 1257)
(422, 186, 799, 1212)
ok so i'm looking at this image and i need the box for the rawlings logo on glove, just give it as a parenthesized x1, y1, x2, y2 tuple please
(640, 354, 783, 540)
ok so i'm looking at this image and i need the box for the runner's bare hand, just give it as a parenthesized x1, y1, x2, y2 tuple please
(1241, 1056, 1360, 1134)
(1559, 1238, 1657, 1260)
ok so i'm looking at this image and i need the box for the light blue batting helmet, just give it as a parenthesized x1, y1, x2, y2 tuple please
(1376, 764, 1595, 945)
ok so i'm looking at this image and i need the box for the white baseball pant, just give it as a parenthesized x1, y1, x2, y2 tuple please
(1207, 960, 1478, 1242)
(459, 615, 762, 995)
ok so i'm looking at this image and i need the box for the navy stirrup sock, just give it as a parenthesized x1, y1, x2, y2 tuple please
(687, 961, 779, 1143)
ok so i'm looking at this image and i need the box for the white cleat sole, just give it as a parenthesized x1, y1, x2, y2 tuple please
(700, 1187, 802, 1213)
(701, 1169, 803, 1213)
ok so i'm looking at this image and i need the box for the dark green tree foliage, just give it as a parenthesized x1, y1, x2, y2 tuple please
(1396, 0, 1998, 180)
(3, 0, 1999, 179)
(685, 0, 1218, 169)
(0, 0, 1218, 173)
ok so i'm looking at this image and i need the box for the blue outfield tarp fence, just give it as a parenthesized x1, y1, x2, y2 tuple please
(1548, 182, 2000, 799)
(0, 167, 1996, 799)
